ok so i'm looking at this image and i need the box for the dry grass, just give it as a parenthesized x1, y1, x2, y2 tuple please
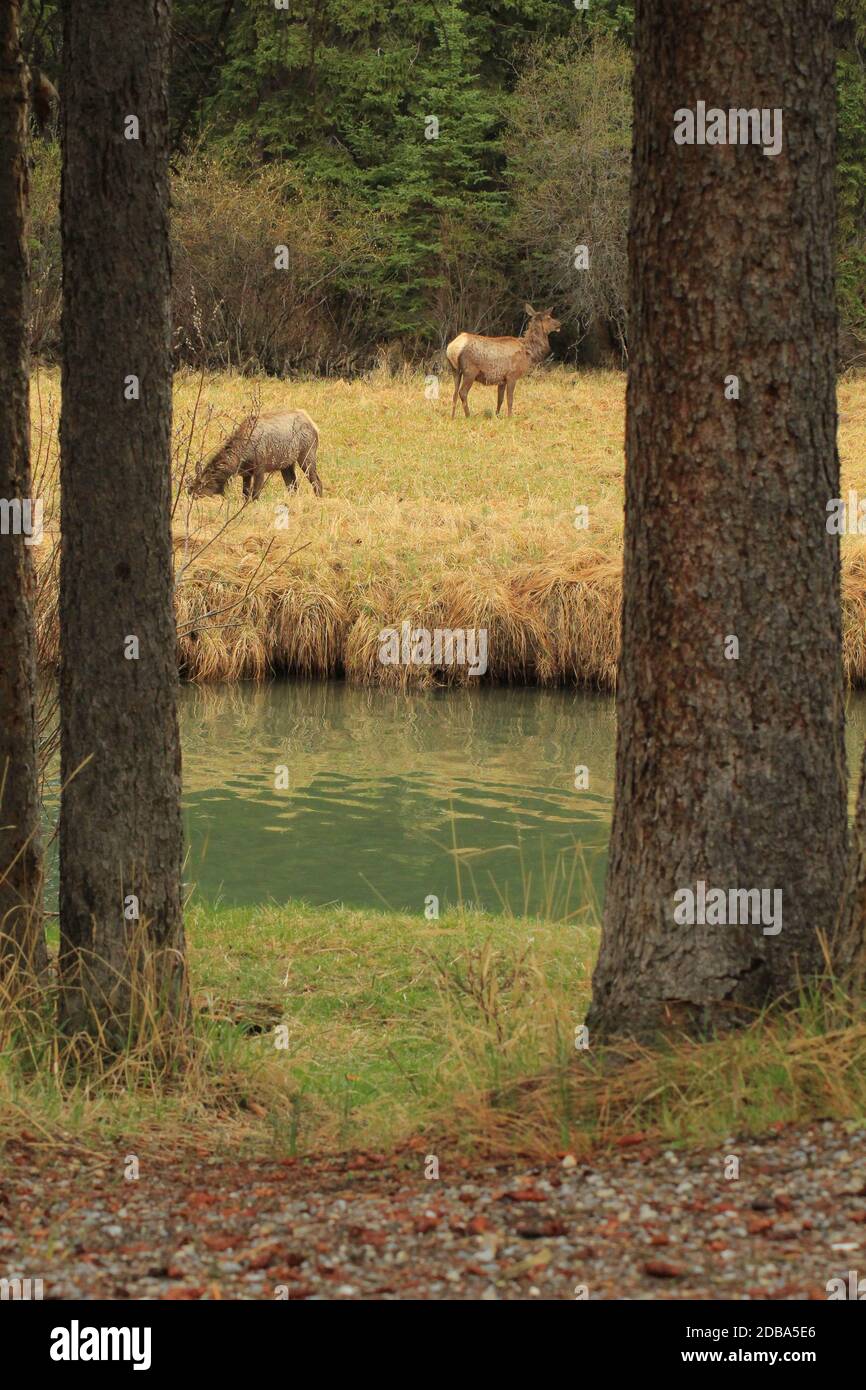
(450, 985, 866, 1160)
(29, 365, 866, 688)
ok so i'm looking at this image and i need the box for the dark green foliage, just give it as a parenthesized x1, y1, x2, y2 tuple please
(506, 34, 630, 358)
(18, 0, 866, 366)
(190, 0, 575, 345)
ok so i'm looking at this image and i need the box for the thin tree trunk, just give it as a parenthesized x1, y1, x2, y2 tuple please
(588, 0, 846, 1040)
(59, 0, 187, 1045)
(0, 0, 46, 979)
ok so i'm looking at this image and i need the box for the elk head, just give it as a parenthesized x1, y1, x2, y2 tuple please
(185, 465, 204, 498)
(186, 459, 225, 499)
(524, 303, 561, 335)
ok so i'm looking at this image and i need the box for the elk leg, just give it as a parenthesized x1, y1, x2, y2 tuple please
(450, 367, 462, 420)
(297, 442, 325, 497)
(306, 464, 323, 498)
(241, 473, 253, 500)
(281, 466, 298, 493)
(301, 442, 322, 497)
(496, 383, 505, 416)
(250, 469, 267, 501)
(459, 368, 477, 418)
(506, 378, 516, 417)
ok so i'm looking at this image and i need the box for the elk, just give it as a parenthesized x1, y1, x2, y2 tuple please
(187, 409, 323, 501)
(446, 304, 561, 419)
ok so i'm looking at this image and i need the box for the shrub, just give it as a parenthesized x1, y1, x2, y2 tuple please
(27, 142, 390, 375)
(505, 35, 631, 359)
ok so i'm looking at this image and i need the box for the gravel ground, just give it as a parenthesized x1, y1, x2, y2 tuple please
(2, 1121, 865, 1300)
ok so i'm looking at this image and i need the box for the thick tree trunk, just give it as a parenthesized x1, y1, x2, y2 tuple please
(0, 0, 46, 978)
(588, 0, 846, 1039)
(59, 0, 187, 1043)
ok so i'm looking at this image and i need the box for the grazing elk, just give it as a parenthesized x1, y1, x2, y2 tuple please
(187, 409, 323, 501)
(446, 304, 561, 419)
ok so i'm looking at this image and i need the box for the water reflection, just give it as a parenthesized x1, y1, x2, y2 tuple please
(180, 683, 617, 916)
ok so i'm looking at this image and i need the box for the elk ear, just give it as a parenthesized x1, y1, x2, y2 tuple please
(523, 302, 537, 318)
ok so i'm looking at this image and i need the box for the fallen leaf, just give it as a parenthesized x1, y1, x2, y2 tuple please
(748, 1217, 774, 1235)
(643, 1260, 684, 1279)
(202, 1234, 236, 1252)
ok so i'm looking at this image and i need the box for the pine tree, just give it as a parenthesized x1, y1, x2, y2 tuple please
(588, 0, 847, 1039)
(59, 0, 187, 1046)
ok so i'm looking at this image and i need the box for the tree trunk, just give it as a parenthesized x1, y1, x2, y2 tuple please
(59, 0, 187, 1044)
(588, 0, 846, 1040)
(0, 0, 46, 979)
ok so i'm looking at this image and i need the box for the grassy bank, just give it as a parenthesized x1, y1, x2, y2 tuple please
(5, 901, 866, 1160)
(30, 366, 866, 687)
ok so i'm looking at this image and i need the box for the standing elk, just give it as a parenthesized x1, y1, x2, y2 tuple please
(446, 304, 561, 419)
(187, 409, 323, 501)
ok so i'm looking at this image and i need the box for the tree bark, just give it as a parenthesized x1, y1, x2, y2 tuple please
(588, 0, 847, 1040)
(59, 0, 187, 1044)
(0, 0, 46, 979)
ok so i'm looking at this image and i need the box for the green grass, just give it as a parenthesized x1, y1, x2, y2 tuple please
(6, 899, 866, 1162)
(186, 900, 594, 1155)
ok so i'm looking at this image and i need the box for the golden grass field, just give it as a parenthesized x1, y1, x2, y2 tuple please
(29, 365, 866, 687)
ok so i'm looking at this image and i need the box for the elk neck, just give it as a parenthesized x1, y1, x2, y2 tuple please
(522, 321, 551, 364)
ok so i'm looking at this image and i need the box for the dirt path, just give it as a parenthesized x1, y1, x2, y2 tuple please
(2, 1121, 864, 1300)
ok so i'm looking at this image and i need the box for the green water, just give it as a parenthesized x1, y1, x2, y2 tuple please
(180, 683, 617, 918)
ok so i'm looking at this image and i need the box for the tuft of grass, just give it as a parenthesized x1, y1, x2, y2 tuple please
(452, 982, 866, 1159)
